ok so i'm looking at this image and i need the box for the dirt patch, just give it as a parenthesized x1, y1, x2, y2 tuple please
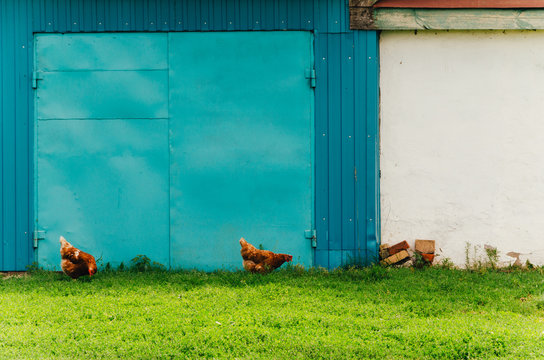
(1, 272, 28, 280)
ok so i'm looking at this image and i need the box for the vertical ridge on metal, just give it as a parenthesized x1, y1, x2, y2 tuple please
(0, 0, 33, 270)
(0, 0, 380, 270)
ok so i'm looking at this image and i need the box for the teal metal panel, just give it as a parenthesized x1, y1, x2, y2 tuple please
(327, 34, 342, 252)
(0, 0, 33, 271)
(314, 32, 329, 260)
(14, 0, 32, 271)
(169, 32, 314, 270)
(34, 34, 170, 269)
(35, 33, 168, 71)
(36, 119, 170, 269)
(1, 0, 17, 270)
(341, 33, 356, 252)
(315, 250, 328, 268)
(362, 31, 380, 264)
(314, 31, 380, 268)
(36, 71, 169, 120)
(30, 0, 324, 33)
(329, 250, 342, 269)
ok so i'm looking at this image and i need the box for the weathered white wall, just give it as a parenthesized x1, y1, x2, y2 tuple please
(380, 30, 544, 266)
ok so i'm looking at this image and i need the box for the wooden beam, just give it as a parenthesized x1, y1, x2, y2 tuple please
(350, 8, 544, 30)
(374, 0, 544, 8)
(349, 0, 380, 29)
(350, 7, 375, 29)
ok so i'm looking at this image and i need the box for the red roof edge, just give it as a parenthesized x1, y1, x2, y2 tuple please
(374, 0, 544, 8)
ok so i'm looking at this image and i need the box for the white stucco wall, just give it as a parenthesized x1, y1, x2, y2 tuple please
(380, 30, 544, 266)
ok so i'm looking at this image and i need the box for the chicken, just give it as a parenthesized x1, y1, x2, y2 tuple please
(59, 236, 97, 279)
(239, 237, 293, 273)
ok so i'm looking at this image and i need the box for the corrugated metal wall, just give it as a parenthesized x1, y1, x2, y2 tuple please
(0, 0, 379, 270)
(315, 31, 380, 268)
(0, 0, 33, 271)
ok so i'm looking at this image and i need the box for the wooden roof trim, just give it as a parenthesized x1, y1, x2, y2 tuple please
(374, 0, 544, 8)
(350, 0, 544, 29)
(350, 8, 544, 30)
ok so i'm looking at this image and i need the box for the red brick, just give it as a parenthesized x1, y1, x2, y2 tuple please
(421, 253, 435, 263)
(387, 240, 409, 256)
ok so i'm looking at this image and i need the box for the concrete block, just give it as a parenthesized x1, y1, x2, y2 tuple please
(415, 240, 435, 254)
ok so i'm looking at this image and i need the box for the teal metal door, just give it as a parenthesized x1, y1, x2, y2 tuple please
(169, 32, 314, 270)
(34, 32, 313, 270)
(34, 34, 170, 269)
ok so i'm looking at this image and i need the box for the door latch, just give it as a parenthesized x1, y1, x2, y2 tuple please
(305, 229, 317, 248)
(32, 72, 43, 89)
(305, 68, 316, 88)
(33, 230, 45, 248)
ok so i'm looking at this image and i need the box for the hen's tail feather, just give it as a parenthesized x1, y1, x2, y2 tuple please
(59, 236, 74, 251)
(60, 236, 69, 246)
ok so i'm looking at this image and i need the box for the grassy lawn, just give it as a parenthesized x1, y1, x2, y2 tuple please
(1, 267, 544, 359)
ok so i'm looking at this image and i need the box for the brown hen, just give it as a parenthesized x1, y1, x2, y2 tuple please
(239, 237, 292, 273)
(60, 236, 97, 279)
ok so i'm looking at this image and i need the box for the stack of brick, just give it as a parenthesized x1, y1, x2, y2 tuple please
(380, 240, 410, 266)
(415, 240, 436, 264)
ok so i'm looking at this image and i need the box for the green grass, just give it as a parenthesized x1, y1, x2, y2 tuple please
(1, 267, 544, 359)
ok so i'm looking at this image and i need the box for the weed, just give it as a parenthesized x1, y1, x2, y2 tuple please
(412, 252, 428, 269)
(94, 254, 104, 269)
(283, 262, 306, 275)
(25, 261, 42, 273)
(464, 242, 504, 272)
(130, 254, 151, 271)
(130, 255, 166, 272)
(436, 257, 455, 269)
(465, 241, 471, 270)
(152, 261, 166, 271)
(485, 246, 499, 269)
(103, 262, 112, 272)
(464, 242, 487, 271)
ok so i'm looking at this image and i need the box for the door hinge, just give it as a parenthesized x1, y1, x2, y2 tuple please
(32, 71, 43, 89)
(33, 230, 45, 248)
(305, 229, 317, 248)
(305, 68, 316, 88)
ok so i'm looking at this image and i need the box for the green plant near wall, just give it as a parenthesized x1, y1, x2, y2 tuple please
(130, 255, 166, 272)
(485, 247, 499, 270)
(464, 242, 501, 273)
